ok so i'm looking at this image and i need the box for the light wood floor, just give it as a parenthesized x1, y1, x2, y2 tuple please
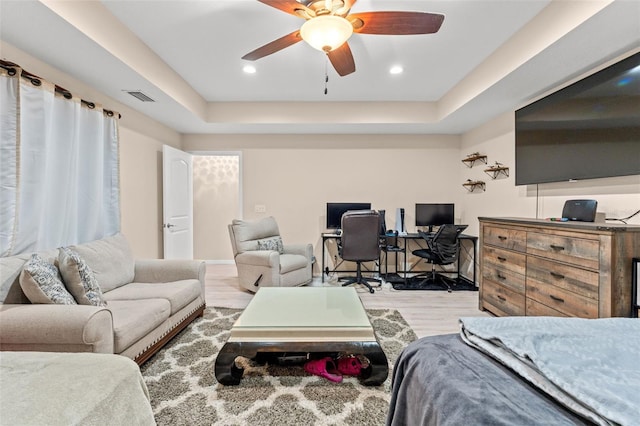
(205, 264, 490, 338)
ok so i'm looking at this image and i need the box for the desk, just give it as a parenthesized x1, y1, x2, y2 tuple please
(386, 233, 477, 286)
(321, 232, 477, 285)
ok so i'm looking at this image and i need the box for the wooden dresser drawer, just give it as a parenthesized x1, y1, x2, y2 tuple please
(527, 232, 599, 270)
(526, 298, 568, 317)
(483, 246, 526, 275)
(526, 280, 598, 318)
(483, 226, 527, 252)
(526, 257, 598, 300)
(482, 279, 525, 316)
(483, 263, 525, 294)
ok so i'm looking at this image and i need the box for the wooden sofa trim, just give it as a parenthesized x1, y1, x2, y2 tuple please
(133, 303, 206, 365)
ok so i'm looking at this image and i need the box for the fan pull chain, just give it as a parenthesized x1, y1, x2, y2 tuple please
(324, 56, 329, 95)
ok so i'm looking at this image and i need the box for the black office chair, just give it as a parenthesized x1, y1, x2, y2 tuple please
(339, 210, 382, 294)
(411, 224, 468, 292)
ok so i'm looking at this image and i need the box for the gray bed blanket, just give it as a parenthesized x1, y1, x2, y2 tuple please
(387, 333, 592, 426)
(460, 317, 640, 426)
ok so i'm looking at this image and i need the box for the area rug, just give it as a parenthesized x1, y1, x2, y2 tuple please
(140, 307, 417, 426)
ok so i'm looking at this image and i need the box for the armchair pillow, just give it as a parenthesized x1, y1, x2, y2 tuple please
(19, 254, 77, 305)
(58, 247, 107, 307)
(257, 236, 284, 254)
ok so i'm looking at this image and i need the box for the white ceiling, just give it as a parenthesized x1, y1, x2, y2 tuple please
(1, 0, 639, 135)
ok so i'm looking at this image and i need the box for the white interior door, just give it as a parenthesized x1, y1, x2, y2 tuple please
(163, 145, 193, 259)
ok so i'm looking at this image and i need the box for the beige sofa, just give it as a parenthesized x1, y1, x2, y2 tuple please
(0, 233, 205, 365)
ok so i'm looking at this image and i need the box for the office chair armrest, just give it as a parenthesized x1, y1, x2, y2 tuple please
(283, 243, 313, 260)
(235, 250, 279, 268)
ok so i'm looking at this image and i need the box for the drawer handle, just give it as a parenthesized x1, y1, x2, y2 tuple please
(549, 244, 565, 251)
(550, 271, 565, 280)
(496, 273, 506, 280)
(549, 294, 565, 303)
(497, 256, 507, 262)
(497, 295, 506, 302)
(498, 236, 507, 241)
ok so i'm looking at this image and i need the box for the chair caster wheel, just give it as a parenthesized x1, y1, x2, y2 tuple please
(369, 288, 375, 294)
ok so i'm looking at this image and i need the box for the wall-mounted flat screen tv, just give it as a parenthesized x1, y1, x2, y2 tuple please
(515, 52, 640, 186)
(326, 202, 371, 229)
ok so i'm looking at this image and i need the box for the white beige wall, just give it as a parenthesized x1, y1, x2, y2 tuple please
(183, 134, 463, 265)
(3, 42, 181, 259)
(460, 112, 640, 237)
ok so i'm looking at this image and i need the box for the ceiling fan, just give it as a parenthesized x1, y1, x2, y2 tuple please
(242, 0, 444, 77)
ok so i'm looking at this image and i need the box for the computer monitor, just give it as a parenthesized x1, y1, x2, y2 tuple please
(326, 202, 371, 230)
(415, 203, 455, 232)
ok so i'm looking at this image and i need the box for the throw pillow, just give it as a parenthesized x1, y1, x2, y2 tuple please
(257, 236, 284, 254)
(58, 247, 107, 307)
(19, 254, 77, 305)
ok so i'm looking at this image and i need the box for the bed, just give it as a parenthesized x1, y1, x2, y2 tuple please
(0, 351, 155, 425)
(386, 317, 640, 426)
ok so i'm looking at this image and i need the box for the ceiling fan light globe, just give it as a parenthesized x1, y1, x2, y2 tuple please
(300, 15, 353, 52)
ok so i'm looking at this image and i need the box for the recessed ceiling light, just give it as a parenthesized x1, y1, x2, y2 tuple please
(390, 65, 403, 75)
(243, 65, 256, 74)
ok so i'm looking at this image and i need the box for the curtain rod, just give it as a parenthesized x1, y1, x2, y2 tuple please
(0, 60, 121, 119)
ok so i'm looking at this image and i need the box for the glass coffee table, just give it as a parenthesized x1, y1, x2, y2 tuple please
(214, 287, 388, 386)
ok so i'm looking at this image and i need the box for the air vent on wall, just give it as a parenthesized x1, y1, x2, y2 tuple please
(125, 90, 155, 102)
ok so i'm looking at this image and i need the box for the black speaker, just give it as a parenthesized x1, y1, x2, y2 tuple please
(562, 199, 598, 222)
(400, 208, 405, 233)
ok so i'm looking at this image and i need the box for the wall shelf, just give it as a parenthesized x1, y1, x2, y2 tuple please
(462, 179, 486, 192)
(484, 162, 509, 179)
(462, 153, 487, 168)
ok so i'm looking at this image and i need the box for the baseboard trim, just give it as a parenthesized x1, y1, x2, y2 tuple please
(204, 260, 235, 265)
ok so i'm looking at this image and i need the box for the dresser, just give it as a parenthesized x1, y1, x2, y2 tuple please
(479, 217, 640, 318)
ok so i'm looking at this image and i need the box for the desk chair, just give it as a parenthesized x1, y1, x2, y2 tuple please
(339, 210, 382, 294)
(411, 224, 468, 292)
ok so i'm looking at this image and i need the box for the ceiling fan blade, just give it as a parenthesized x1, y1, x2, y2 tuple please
(242, 30, 302, 61)
(257, 0, 314, 18)
(350, 11, 444, 35)
(327, 42, 356, 76)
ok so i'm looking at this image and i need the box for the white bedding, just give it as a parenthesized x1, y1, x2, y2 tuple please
(460, 316, 640, 426)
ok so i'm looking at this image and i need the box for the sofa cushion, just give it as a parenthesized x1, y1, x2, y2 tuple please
(58, 247, 107, 307)
(107, 299, 171, 353)
(257, 236, 284, 254)
(103, 280, 201, 316)
(19, 254, 77, 305)
(279, 254, 310, 274)
(72, 233, 135, 293)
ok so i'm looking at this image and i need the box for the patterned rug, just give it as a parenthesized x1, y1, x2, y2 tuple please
(140, 307, 418, 426)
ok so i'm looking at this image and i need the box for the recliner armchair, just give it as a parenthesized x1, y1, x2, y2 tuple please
(411, 224, 468, 292)
(228, 216, 313, 292)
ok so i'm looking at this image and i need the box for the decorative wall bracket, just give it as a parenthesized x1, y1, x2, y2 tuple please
(462, 152, 487, 168)
(462, 179, 486, 192)
(484, 162, 509, 179)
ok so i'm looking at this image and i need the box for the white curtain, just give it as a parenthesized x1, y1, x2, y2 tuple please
(0, 66, 120, 256)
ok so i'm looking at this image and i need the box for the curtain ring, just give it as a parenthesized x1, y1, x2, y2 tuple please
(86, 102, 95, 109)
(8, 68, 17, 76)
(106, 110, 114, 117)
(31, 78, 41, 87)
(63, 91, 72, 99)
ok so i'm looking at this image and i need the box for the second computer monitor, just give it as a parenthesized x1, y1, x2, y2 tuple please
(415, 203, 455, 232)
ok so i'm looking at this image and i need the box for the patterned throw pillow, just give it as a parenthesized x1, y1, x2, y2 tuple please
(58, 247, 107, 307)
(257, 236, 284, 254)
(19, 254, 77, 305)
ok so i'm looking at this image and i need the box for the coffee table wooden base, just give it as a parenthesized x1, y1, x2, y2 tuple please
(215, 340, 389, 386)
